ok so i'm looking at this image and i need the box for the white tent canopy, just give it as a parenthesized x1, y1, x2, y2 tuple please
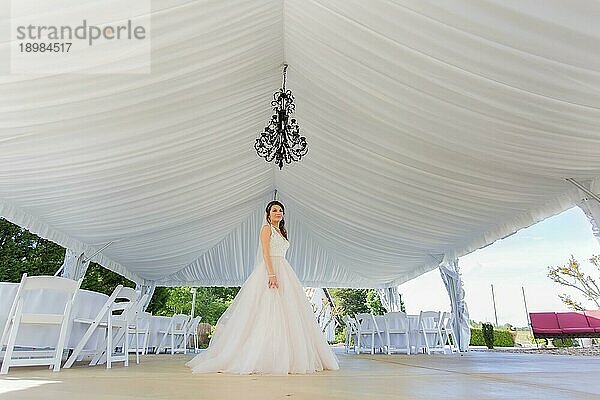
(1, 0, 600, 288)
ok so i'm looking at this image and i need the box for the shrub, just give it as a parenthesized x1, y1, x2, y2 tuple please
(482, 323, 495, 349)
(552, 338, 576, 348)
(470, 328, 515, 347)
(493, 329, 515, 347)
(470, 328, 484, 346)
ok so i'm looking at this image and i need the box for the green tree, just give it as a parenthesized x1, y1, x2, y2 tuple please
(81, 263, 135, 294)
(469, 320, 482, 328)
(0, 218, 64, 280)
(147, 286, 240, 325)
(328, 288, 406, 343)
(368, 289, 406, 314)
(194, 287, 240, 325)
(366, 289, 387, 315)
(481, 323, 495, 349)
(0, 218, 135, 293)
(548, 255, 600, 310)
(146, 286, 170, 314)
(329, 288, 405, 317)
(328, 288, 370, 317)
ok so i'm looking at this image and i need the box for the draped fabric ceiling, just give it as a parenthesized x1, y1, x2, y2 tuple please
(1, 0, 600, 288)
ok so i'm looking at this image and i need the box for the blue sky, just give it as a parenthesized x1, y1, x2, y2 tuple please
(399, 207, 600, 327)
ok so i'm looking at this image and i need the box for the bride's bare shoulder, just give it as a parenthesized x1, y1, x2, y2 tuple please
(260, 225, 271, 243)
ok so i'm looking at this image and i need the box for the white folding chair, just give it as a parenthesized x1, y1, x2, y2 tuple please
(64, 284, 123, 368)
(439, 312, 458, 353)
(416, 311, 445, 354)
(355, 313, 385, 354)
(126, 294, 149, 364)
(100, 287, 140, 368)
(65, 286, 140, 369)
(184, 316, 202, 354)
(1, 274, 82, 374)
(129, 311, 152, 358)
(342, 315, 359, 353)
(155, 314, 190, 355)
(383, 312, 410, 355)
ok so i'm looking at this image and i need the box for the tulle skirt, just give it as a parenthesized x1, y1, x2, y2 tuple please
(185, 256, 339, 375)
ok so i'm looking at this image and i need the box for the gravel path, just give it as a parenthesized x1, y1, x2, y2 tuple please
(474, 346, 600, 357)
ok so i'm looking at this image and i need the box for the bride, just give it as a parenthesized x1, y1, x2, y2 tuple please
(186, 201, 339, 374)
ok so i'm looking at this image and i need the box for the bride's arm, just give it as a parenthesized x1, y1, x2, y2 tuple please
(260, 225, 278, 288)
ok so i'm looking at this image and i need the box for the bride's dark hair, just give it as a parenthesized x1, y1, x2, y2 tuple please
(265, 201, 287, 240)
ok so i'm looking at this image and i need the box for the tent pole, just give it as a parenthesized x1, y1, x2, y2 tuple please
(82, 241, 114, 263)
(55, 241, 113, 278)
(566, 178, 600, 204)
(491, 284, 498, 327)
(190, 288, 197, 318)
(522, 286, 538, 349)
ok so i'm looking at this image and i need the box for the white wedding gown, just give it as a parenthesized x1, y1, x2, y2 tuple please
(186, 224, 339, 374)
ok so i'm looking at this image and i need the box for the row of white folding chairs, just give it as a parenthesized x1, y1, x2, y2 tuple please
(343, 311, 458, 355)
(154, 314, 202, 355)
(0, 275, 205, 375)
(0, 273, 154, 374)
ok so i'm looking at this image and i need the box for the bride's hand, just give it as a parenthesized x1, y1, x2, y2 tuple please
(268, 275, 279, 289)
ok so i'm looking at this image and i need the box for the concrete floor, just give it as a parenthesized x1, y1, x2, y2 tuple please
(1, 348, 599, 400)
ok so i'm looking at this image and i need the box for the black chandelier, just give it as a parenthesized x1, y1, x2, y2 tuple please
(255, 64, 308, 169)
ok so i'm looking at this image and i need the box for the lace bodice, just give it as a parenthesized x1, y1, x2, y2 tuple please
(265, 224, 289, 257)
